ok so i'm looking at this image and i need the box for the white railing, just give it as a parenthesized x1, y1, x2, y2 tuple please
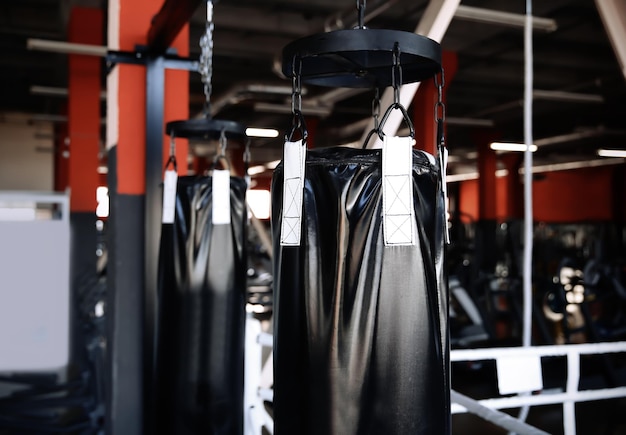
(451, 341, 626, 435)
(244, 318, 626, 435)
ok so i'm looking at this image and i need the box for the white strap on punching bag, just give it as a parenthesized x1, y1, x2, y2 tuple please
(382, 135, 415, 246)
(212, 169, 231, 225)
(280, 139, 307, 246)
(162, 169, 178, 224)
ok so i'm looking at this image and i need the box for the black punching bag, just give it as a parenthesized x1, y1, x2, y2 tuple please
(271, 143, 449, 434)
(155, 174, 247, 435)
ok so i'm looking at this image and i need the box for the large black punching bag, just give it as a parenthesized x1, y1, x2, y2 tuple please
(155, 173, 247, 435)
(271, 141, 449, 434)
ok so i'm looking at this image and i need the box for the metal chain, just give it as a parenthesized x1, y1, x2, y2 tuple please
(434, 68, 446, 146)
(291, 56, 302, 115)
(199, 0, 214, 115)
(356, 0, 366, 29)
(169, 132, 176, 158)
(392, 44, 402, 105)
(219, 129, 227, 155)
(372, 87, 380, 130)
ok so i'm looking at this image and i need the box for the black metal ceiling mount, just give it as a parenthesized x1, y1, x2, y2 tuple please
(281, 0, 441, 88)
(165, 118, 247, 141)
(282, 28, 442, 88)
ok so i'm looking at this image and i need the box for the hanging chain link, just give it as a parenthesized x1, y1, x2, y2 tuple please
(219, 129, 227, 156)
(199, 0, 214, 115)
(356, 0, 366, 29)
(391, 44, 402, 105)
(169, 131, 176, 158)
(434, 68, 446, 146)
(291, 56, 303, 115)
(371, 87, 380, 130)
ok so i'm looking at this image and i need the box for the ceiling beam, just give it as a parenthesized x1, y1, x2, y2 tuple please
(147, 0, 204, 53)
(595, 0, 626, 81)
(454, 5, 557, 32)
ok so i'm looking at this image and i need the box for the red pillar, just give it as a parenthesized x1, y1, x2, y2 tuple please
(502, 153, 524, 220)
(413, 51, 458, 154)
(474, 130, 500, 221)
(68, 7, 102, 212)
(192, 155, 211, 175)
(111, 0, 189, 198)
(305, 116, 319, 148)
(106, 1, 189, 432)
(473, 129, 500, 277)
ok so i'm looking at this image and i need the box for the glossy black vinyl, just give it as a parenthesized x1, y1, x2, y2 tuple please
(155, 175, 247, 435)
(271, 146, 449, 435)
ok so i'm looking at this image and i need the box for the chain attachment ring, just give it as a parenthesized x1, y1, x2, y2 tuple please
(371, 87, 380, 130)
(391, 44, 403, 105)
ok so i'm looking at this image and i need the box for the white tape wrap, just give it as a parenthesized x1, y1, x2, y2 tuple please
(382, 136, 415, 246)
(280, 139, 306, 246)
(212, 169, 231, 225)
(162, 169, 178, 224)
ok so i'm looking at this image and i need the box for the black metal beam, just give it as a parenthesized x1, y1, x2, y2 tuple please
(106, 49, 198, 72)
(147, 0, 205, 54)
(143, 55, 165, 433)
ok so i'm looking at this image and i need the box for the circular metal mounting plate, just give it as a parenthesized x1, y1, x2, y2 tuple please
(166, 118, 247, 141)
(282, 29, 441, 88)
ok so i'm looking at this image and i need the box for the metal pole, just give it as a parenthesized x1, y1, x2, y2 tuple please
(513, 1, 535, 432)
(144, 54, 165, 433)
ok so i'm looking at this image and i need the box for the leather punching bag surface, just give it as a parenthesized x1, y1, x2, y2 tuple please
(155, 174, 247, 435)
(271, 146, 450, 434)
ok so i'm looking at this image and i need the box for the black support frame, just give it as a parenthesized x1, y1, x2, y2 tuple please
(105, 44, 197, 435)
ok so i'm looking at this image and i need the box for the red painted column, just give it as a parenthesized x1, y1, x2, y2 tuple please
(473, 129, 500, 279)
(68, 7, 102, 212)
(106, 1, 189, 433)
(111, 1, 189, 197)
(413, 51, 458, 154)
(475, 130, 499, 221)
(192, 155, 211, 175)
(502, 153, 524, 220)
(305, 116, 319, 148)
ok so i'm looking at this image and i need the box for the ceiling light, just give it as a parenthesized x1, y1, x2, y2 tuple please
(490, 142, 537, 152)
(246, 127, 279, 138)
(597, 148, 626, 158)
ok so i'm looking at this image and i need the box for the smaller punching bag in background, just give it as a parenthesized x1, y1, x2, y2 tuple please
(155, 150, 247, 435)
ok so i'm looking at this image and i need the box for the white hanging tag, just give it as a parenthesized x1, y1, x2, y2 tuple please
(441, 147, 450, 244)
(212, 169, 231, 225)
(382, 136, 415, 246)
(162, 169, 178, 224)
(496, 354, 543, 395)
(280, 139, 306, 246)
